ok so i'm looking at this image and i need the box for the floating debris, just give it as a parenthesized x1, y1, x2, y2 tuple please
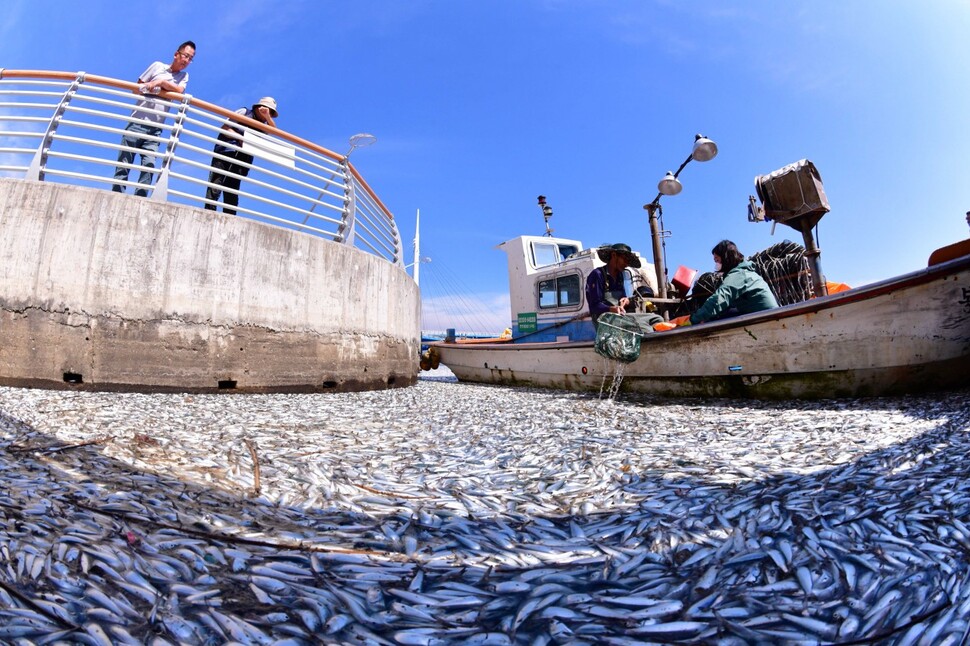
(0, 383, 968, 644)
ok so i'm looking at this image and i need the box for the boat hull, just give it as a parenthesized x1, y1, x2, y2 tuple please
(434, 253, 970, 399)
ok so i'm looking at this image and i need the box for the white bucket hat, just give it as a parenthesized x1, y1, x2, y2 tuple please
(254, 96, 279, 118)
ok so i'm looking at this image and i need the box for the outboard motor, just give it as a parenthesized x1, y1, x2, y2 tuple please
(748, 160, 830, 296)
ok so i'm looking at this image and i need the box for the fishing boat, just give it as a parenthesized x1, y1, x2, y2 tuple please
(428, 157, 970, 399)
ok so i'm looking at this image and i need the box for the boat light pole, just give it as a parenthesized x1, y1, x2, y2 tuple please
(537, 195, 553, 236)
(642, 134, 718, 298)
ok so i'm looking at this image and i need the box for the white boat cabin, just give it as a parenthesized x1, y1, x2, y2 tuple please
(499, 235, 658, 342)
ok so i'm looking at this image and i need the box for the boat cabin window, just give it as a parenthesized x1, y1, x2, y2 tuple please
(558, 243, 579, 259)
(538, 273, 582, 309)
(531, 242, 580, 268)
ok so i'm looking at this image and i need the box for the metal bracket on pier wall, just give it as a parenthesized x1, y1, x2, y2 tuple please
(151, 93, 192, 202)
(338, 158, 357, 246)
(26, 72, 85, 182)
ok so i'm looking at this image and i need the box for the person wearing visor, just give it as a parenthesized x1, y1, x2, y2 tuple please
(204, 97, 278, 215)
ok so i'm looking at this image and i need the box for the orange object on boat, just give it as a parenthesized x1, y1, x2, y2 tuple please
(928, 239, 970, 266)
(654, 315, 690, 332)
(671, 265, 697, 296)
(455, 336, 513, 344)
(825, 281, 851, 294)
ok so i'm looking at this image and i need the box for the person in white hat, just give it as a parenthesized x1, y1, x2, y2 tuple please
(204, 97, 278, 215)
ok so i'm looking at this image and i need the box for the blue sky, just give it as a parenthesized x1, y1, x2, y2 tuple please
(3, 1, 969, 333)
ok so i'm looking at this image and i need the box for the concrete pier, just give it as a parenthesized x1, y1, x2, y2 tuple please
(0, 179, 420, 392)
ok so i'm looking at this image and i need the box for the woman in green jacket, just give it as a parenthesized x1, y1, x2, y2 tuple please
(687, 240, 778, 325)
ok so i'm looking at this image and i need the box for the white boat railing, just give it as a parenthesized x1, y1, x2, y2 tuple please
(0, 69, 402, 266)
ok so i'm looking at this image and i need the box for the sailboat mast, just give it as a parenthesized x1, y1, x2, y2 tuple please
(413, 209, 420, 287)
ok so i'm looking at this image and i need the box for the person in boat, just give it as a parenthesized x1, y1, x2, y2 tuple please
(586, 243, 640, 324)
(681, 240, 778, 326)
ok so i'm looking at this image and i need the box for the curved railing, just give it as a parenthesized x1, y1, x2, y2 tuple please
(0, 69, 402, 265)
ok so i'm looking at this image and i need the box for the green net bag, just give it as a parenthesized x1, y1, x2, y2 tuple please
(594, 313, 643, 363)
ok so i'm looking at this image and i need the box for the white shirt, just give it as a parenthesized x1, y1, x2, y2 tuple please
(130, 61, 189, 124)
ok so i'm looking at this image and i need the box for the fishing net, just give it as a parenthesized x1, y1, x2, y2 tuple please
(594, 313, 663, 363)
(749, 240, 814, 305)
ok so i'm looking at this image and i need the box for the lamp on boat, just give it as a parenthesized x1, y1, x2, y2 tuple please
(658, 171, 682, 196)
(537, 195, 554, 237)
(658, 137, 717, 196)
(643, 134, 718, 299)
(691, 135, 718, 162)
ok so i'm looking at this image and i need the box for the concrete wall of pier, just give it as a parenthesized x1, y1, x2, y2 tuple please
(0, 179, 420, 392)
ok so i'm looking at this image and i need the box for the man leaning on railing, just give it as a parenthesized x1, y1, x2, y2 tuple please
(111, 40, 195, 197)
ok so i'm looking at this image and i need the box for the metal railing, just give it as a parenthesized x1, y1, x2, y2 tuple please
(0, 69, 402, 265)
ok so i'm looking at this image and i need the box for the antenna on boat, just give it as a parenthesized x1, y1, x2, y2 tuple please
(537, 195, 553, 236)
(643, 134, 718, 298)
